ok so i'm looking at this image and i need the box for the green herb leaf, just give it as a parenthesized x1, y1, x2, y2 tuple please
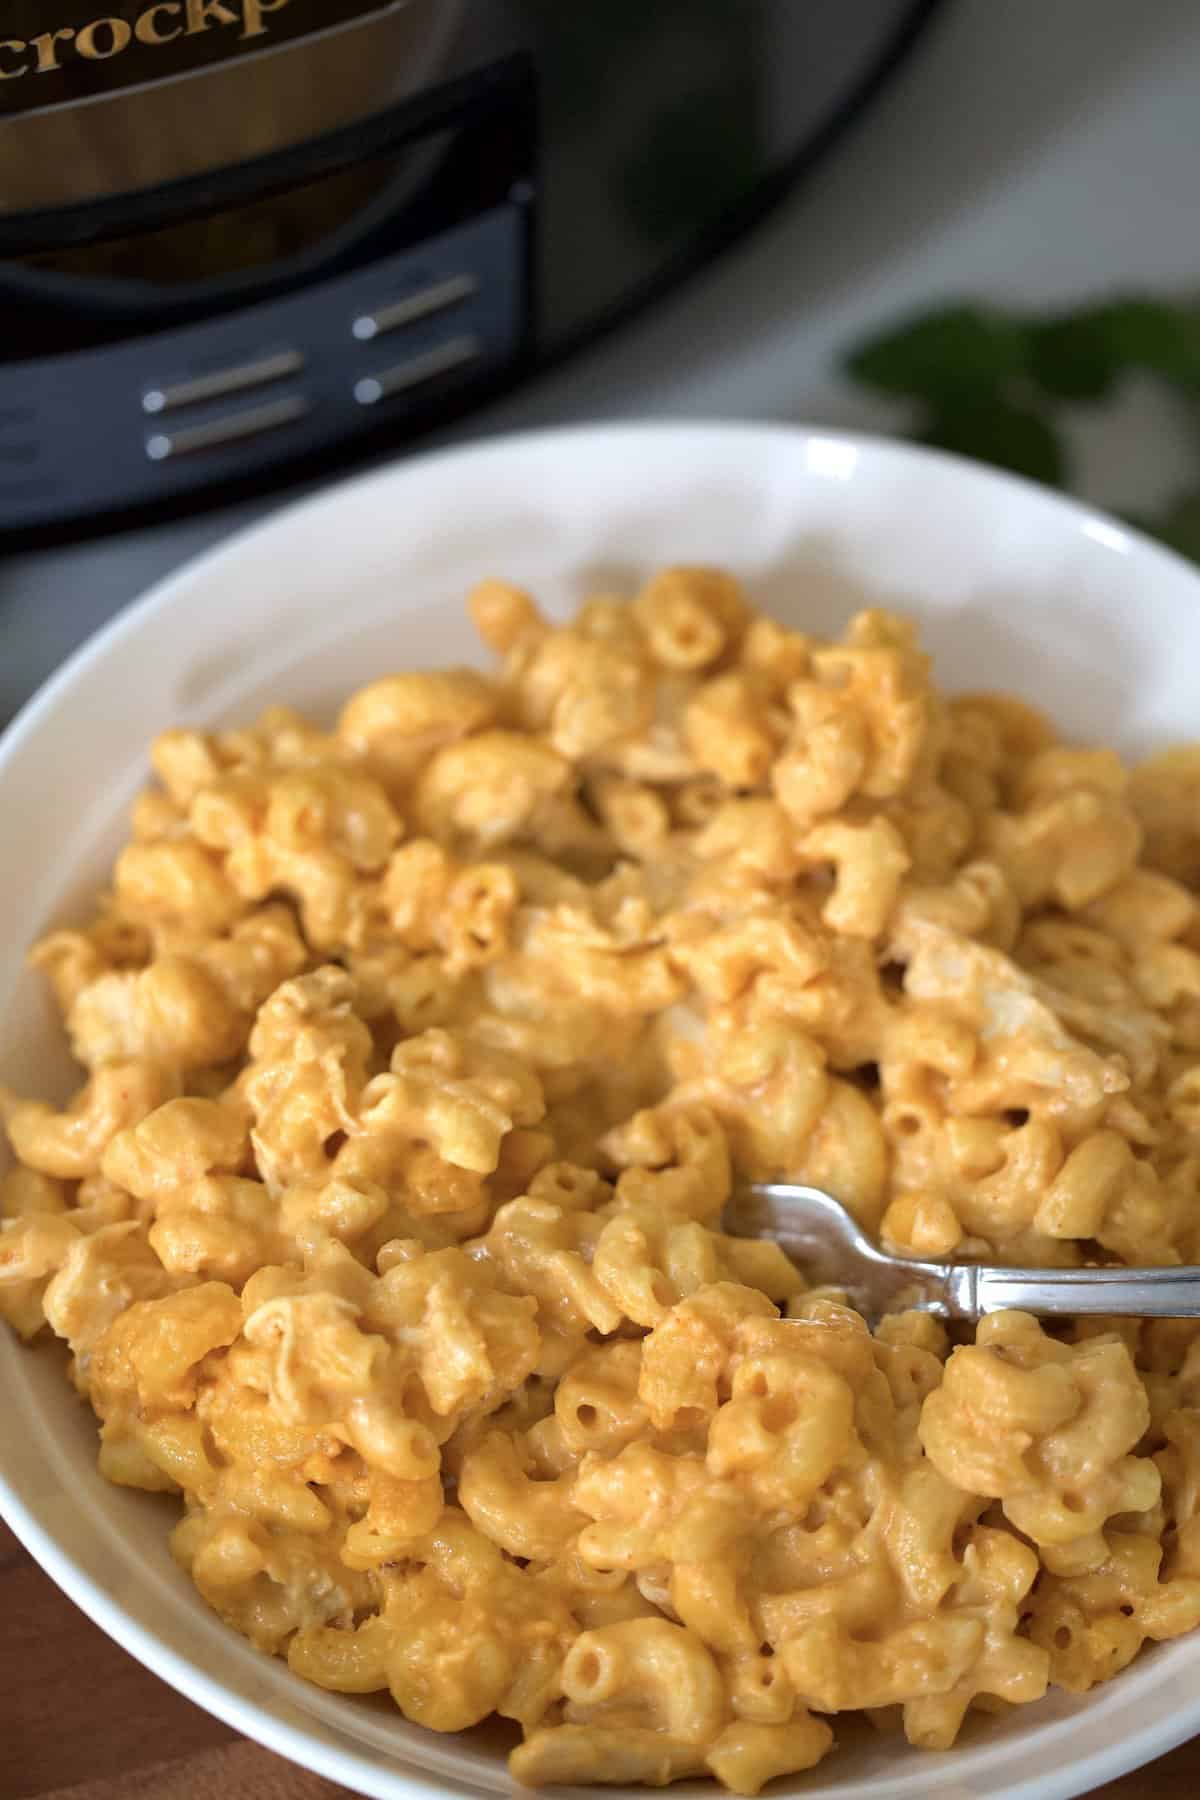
(1134, 489, 1200, 564)
(1028, 312, 1121, 401)
(1028, 297, 1200, 400)
(1092, 298, 1200, 389)
(920, 400, 1066, 489)
(844, 305, 1028, 404)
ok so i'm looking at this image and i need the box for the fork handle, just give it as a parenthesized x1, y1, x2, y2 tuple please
(952, 1263, 1200, 1320)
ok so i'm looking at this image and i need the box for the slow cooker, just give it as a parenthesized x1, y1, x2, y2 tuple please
(0, 0, 942, 539)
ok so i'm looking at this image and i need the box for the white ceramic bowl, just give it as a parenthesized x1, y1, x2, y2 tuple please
(2, 424, 1199, 1800)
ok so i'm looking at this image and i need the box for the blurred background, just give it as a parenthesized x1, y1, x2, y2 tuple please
(1, 0, 1198, 727)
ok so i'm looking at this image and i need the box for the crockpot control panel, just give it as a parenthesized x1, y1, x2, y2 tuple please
(6, 203, 526, 523)
(0, 3, 948, 541)
(0, 53, 535, 534)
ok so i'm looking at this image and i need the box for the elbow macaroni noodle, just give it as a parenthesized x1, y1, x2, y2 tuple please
(5, 566, 1200, 1790)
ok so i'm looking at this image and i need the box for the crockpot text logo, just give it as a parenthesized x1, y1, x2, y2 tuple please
(0, 0, 290, 76)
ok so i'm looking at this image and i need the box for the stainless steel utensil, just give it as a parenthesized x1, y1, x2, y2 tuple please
(727, 1182, 1200, 1322)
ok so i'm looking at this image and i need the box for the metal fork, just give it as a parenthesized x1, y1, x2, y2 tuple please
(727, 1183, 1200, 1323)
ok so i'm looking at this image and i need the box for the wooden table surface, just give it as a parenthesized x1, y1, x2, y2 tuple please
(4, 1519, 1197, 1800)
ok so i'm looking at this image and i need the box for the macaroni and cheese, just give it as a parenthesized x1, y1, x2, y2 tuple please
(4, 566, 1200, 1792)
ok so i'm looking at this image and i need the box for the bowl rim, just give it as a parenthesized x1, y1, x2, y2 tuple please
(3, 418, 1200, 1800)
(6, 416, 1199, 773)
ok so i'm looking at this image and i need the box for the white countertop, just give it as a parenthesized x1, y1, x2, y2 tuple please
(4, 0, 1198, 724)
